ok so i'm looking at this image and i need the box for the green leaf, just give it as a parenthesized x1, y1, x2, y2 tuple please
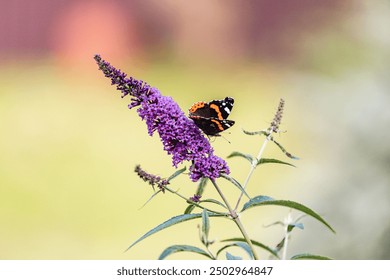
(227, 151, 296, 168)
(241, 195, 274, 209)
(257, 158, 296, 168)
(241, 128, 299, 160)
(196, 177, 209, 197)
(291, 253, 332, 260)
(221, 238, 279, 259)
(217, 242, 254, 260)
(184, 204, 195, 214)
(201, 209, 210, 244)
(158, 245, 212, 260)
(275, 237, 285, 253)
(183, 199, 227, 215)
(199, 199, 227, 210)
(242, 128, 269, 136)
(139, 190, 162, 209)
(241, 195, 335, 233)
(287, 223, 304, 232)
(167, 167, 186, 181)
(219, 174, 250, 200)
(226, 252, 242, 260)
(272, 139, 299, 160)
(183, 178, 209, 214)
(125, 213, 226, 251)
(227, 151, 254, 164)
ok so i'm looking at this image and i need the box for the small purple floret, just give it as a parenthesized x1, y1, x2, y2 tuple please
(94, 55, 230, 181)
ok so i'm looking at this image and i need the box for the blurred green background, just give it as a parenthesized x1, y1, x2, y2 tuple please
(1, 0, 390, 260)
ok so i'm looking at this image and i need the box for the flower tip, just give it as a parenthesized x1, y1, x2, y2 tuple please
(93, 54, 104, 64)
(270, 98, 285, 132)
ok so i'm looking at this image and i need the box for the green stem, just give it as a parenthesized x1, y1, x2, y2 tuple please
(164, 186, 227, 216)
(211, 179, 259, 260)
(205, 246, 217, 260)
(281, 211, 292, 260)
(234, 129, 273, 211)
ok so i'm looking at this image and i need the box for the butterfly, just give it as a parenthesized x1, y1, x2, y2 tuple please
(189, 97, 235, 136)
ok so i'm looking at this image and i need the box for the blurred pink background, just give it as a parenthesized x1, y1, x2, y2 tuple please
(1, 0, 353, 64)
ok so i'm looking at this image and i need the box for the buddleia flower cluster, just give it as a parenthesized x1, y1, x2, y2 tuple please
(94, 55, 230, 181)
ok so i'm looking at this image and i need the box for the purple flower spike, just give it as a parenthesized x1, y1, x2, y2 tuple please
(94, 55, 230, 181)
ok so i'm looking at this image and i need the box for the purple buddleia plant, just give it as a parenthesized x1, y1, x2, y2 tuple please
(94, 55, 335, 260)
(94, 55, 229, 182)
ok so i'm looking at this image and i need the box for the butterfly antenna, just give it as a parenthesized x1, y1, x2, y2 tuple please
(220, 134, 231, 144)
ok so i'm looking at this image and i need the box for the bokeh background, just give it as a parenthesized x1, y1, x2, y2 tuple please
(1, 0, 389, 260)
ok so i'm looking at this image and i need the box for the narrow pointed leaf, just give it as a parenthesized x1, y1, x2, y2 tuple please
(242, 128, 299, 160)
(167, 167, 186, 181)
(139, 190, 162, 209)
(184, 199, 227, 215)
(263, 221, 284, 228)
(272, 139, 299, 160)
(257, 158, 296, 168)
(227, 151, 254, 164)
(226, 252, 242, 260)
(184, 204, 195, 214)
(217, 242, 254, 260)
(241, 195, 335, 233)
(287, 223, 304, 232)
(158, 245, 212, 260)
(201, 209, 210, 243)
(291, 253, 332, 260)
(196, 177, 208, 197)
(125, 213, 225, 251)
(220, 174, 250, 199)
(183, 178, 209, 215)
(222, 238, 279, 258)
(275, 237, 285, 253)
(242, 128, 269, 136)
(199, 198, 227, 210)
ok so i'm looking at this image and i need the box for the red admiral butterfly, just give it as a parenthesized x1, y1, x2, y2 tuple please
(189, 97, 235, 136)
